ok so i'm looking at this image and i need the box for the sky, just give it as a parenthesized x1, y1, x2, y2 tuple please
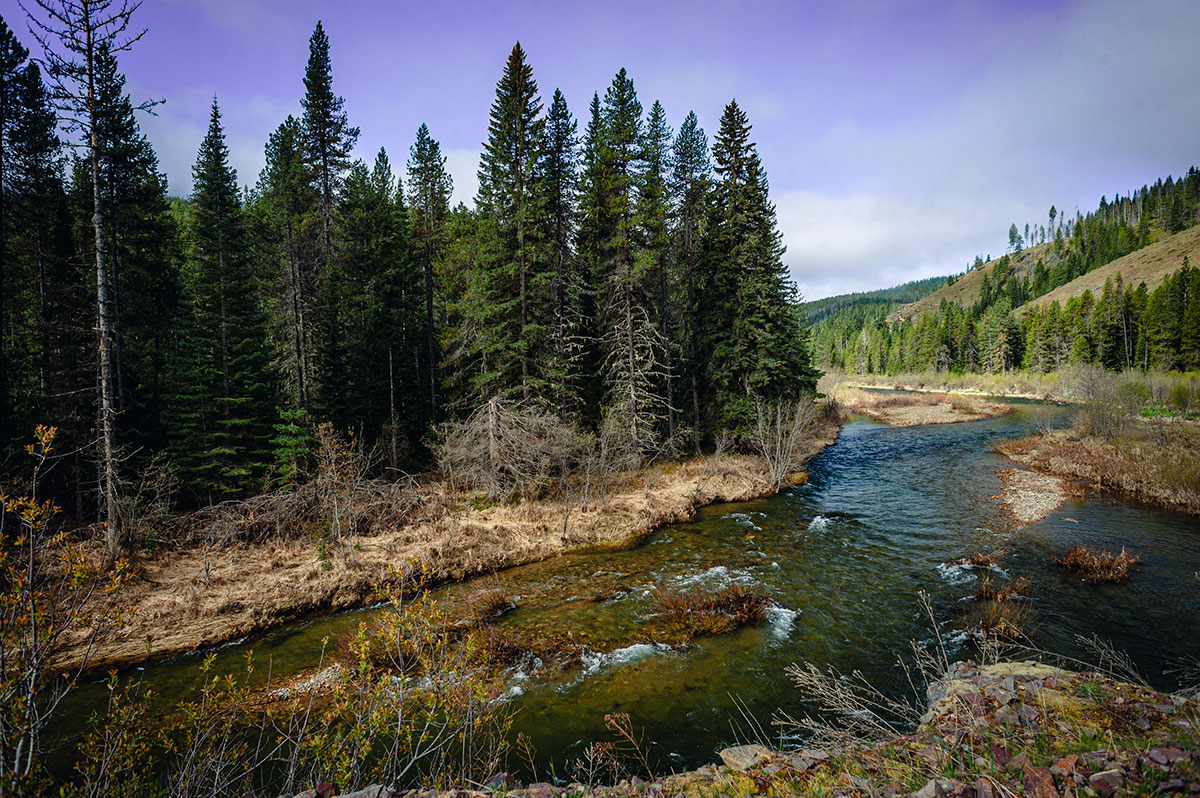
(11, 0, 1200, 300)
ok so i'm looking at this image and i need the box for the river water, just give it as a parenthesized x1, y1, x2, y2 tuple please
(61, 398, 1200, 778)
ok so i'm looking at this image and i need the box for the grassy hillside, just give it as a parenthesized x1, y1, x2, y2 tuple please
(890, 243, 1058, 321)
(1018, 223, 1200, 312)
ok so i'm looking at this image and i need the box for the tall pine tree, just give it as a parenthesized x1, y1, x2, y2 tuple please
(169, 99, 275, 502)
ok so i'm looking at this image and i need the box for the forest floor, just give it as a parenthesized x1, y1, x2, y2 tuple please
(64, 418, 842, 673)
(831, 384, 1012, 426)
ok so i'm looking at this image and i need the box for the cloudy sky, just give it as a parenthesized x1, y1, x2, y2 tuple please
(12, 0, 1200, 299)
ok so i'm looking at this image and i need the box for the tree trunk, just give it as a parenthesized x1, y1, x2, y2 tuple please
(89, 37, 121, 559)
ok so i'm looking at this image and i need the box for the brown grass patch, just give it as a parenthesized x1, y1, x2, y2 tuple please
(1054, 544, 1140, 584)
(972, 574, 1031, 603)
(652, 584, 771, 641)
(963, 549, 1007, 570)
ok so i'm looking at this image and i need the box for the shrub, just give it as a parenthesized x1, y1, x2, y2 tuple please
(1055, 543, 1140, 583)
(973, 574, 1031, 603)
(652, 583, 770, 641)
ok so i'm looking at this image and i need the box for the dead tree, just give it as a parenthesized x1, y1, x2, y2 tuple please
(21, 0, 157, 560)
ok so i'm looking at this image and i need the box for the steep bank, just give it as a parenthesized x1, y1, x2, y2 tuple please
(67, 419, 842, 672)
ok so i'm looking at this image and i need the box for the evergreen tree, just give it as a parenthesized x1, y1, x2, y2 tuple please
(541, 88, 584, 417)
(704, 100, 817, 429)
(593, 69, 670, 451)
(669, 111, 711, 450)
(472, 42, 548, 401)
(406, 123, 452, 418)
(83, 44, 181, 450)
(0, 17, 29, 443)
(169, 99, 275, 501)
(300, 20, 359, 257)
(637, 99, 675, 439)
(252, 115, 319, 411)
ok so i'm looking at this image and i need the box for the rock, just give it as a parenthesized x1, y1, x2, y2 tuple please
(1023, 766, 1060, 798)
(1006, 752, 1030, 773)
(1089, 769, 1124, 792)
(1158, 779, 1185, 792)
(337, 787, 388, 798)
(293, 791, 319, 798)
(487, 772, 510, 790)
(719, 744, 774, 772)
(1149, 747, 1188, 764)
(317, 784, 337, 798)
(911, 778, 951, 798)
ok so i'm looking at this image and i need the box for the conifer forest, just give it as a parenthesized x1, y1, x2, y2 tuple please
(0, 12, 816, 530)
(2, 4, 1200, 797)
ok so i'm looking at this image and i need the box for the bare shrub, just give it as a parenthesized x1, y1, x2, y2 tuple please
(749, 395, 818, 490)
(1055, 543, 1140, 583)
(435, 398, 583, 501)
(1, 427, 130, 792)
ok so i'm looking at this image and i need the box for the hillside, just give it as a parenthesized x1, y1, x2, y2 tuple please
(1018, 223, 1200, 312)
(890, 243, 1058, 321)
(799, 275, 946, 322)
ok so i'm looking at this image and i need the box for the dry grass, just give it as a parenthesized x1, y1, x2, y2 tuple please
(829, 386, 1009, 427)
(1054, 544, 1140, 584)
(59, 418, 843, 673)
(652, 584, 771, 641)
(962, 550, 1006, 570)
(998, 424, 1200, 515)
(972, 574, 1031, 603)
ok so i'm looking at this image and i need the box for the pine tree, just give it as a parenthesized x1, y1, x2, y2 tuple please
(541, 88, 584, 417)
(169, 99, 275, 501)
(0, 17, 29, 444)
(704, 100, 818, 430)
(300, 20, 358, 258)
(252, 115, 318, 411)
(669, 111, 710, 450)
(406, 123, 452, 418)
(472, 42, 548, 401)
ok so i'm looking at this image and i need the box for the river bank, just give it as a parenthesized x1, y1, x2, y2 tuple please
(997, 427, 1200, 516)
(831, 385, 1012, 426)
(279, 659, 1200, 798)
(64, 418, 842, 672)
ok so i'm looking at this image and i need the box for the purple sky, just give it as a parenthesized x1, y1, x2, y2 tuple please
(12, 0, 1200, 299)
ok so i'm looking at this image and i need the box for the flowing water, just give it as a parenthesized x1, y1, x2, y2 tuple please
(60, 398, 1200, 778)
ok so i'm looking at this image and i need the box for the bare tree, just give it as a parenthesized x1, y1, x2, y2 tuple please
(434, 397, 583, 500)
(21, 0, 157, 560)
(749, 395, 817, 490)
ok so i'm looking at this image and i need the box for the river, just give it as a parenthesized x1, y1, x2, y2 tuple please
(59, 397, 1200, 780)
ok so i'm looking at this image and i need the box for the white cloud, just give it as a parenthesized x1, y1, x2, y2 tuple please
(443, 148, 480, 208)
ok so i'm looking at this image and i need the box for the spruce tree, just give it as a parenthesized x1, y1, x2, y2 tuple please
(406, 123, 452, 418)
(0, 17, 28, 444)
(473, 42, 548, 401)
(704, 100, 817, 430)
(300, 20, 359, 258)
(669, 111, 711, 449)
(541, 88, 584, 417)
(637, 99, 675, 438)
(597, 68, 667, 451)
(252, 115, 318, 411)
(169, 99, 275, 501)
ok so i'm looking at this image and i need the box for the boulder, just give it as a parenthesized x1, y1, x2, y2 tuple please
(718, 744, 775, 772)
